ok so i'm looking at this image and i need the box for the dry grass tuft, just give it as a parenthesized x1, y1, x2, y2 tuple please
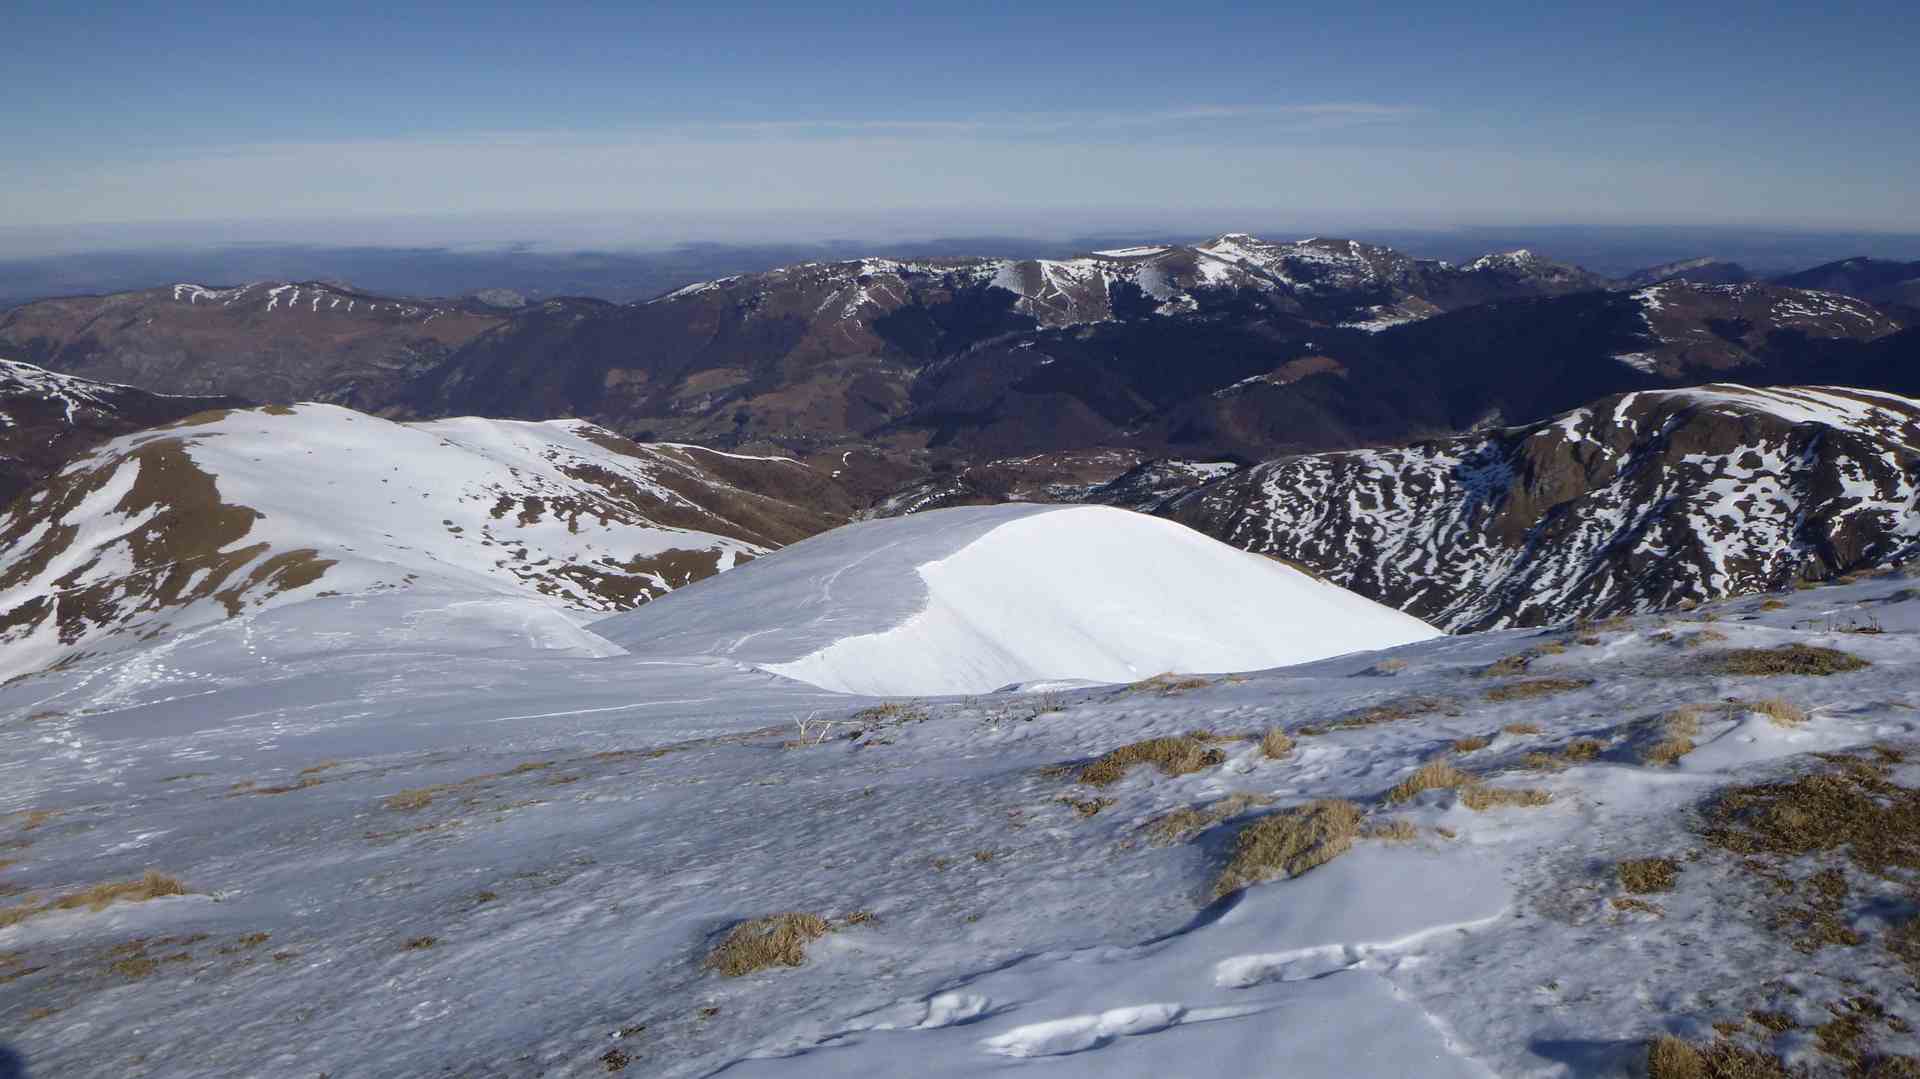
(1888, 915, 1920, 980)
(1385, 760, 1473, 803)
(1738, 698, 1808, 727)
(1212, 800, 1361, 897)
(1363, 819, 1421, 842)
(704, 913, 833, 977)
(852, 701, 930, 724)
(1460, 786, 1554, 811)
(1361, 657, 1408, 676)
(1, 871, 189, 929)
(1142, 794, 1275, 847)
(1643, 738, 1697, 767)
(1645, 1035, 1792, 1079)
(1130, 673, 1213, 694)
(1481, 652, 1537, 678)
(1561, 738, 1605, 762)
(1328, 695, 1453, 731)
(1143, 806, 1217, 847)
(1702, 756, 1920, 877)
(1643, 1029, 1689, 1067)
(1059, 796, 1114, 818)
(11, 809, 57, 831)
(1664, 707, 1704, 738)
(382, 788, 437, 811)
(1681, 628, 1730, 648)
(49, 872, 187, 913)
(1452, 735, 1492, 753)
(1643, 707, 1702, 766)
(1259, 729, 1295, 759)
(297, 760, 341, 777)
(1485, 677, 1593, 702)
(1749, 1010, 1796, 1034)
(1503, 722, 1543, 735)
(1701, 644, 1869, 677)
(1078, 734, 1227, 787)
(1760, 599, 1788, 611)
(1619, 857, 1680, 893)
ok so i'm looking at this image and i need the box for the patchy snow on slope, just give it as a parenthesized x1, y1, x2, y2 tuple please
(1341, 306, 1421, 333)
(1, 358, 202, 419)
(0, 405, 796, 681)
(1177, 385, 1920, 631)
(598, 504, 1438, 694)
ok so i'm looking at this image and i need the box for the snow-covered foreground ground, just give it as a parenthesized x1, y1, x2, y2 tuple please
(2, 511, 1918, 1076)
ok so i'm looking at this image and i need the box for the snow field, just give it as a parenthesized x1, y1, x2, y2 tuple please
(3, 570, 1918, 1075)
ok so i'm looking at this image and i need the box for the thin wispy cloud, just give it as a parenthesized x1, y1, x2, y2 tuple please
(695, 103, 1419, 137)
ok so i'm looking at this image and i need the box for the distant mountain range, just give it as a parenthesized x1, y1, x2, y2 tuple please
(3, 233, 1919, 643)
(4, 236, 1914, 471)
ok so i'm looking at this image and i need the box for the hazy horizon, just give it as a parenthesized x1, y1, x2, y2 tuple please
(8, 2, 1916, 242)
(4, 220, 1916, 310)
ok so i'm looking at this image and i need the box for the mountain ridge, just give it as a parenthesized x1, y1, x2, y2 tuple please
(1164, 383, 1920, 629)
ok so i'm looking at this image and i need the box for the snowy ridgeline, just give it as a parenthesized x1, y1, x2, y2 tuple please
(0, 404, 804, 683)
(596, 504, 1437, 695)
(0, 499, 1918, 1077)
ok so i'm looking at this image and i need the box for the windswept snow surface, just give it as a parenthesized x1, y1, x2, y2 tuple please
(598, 504, 1439, 694)
(4, 553, 1920, 1076)
(725, 846, 1507, 1077)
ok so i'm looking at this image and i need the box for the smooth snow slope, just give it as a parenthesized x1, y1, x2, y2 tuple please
(597, 504, 1439, 694)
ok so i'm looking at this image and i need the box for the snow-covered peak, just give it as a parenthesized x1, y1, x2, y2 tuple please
(597, 504, 1437, 694)
(1467, 249, 1539, 272)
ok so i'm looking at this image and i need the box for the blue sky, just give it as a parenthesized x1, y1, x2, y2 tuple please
(4, 0, 1915, 246)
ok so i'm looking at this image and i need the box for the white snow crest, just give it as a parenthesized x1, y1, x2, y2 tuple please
(599, 504, 1437, 694)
